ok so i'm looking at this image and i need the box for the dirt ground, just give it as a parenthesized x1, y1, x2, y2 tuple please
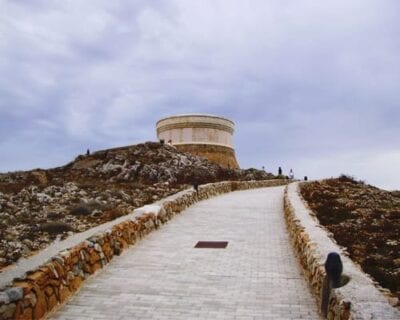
(300, 175, 400, 302)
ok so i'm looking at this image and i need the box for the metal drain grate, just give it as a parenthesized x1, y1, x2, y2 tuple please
(194, 241, 228, 249)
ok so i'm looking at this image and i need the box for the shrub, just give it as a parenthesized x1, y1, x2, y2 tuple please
(70, 200, 107, 216)
(338, 174, 357, 184)
(70, 205, 91, 216)
(338, 174, 365, 185)
(40, 222, 74, 234)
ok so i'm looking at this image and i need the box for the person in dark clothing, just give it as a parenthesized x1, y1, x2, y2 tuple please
(278, 166, 282, 176)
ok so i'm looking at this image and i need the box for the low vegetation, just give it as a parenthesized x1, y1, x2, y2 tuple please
(300, 175, 400, 300)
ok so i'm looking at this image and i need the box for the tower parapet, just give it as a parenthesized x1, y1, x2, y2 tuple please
(156, 114, 239, 169)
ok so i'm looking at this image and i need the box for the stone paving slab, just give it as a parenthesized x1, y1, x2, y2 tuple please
(49, 186, 321, 319)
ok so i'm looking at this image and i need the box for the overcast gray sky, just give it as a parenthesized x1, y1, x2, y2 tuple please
(1, 0, 399, 190)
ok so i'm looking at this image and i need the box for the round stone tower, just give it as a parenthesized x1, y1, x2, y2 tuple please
(156, 114, 239, 169)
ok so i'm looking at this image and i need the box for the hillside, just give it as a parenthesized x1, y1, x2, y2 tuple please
(0, 142, 275, 269)
(300, 176, 400, 301)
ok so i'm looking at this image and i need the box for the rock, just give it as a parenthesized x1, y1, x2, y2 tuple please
(25, 292, 37, 307)
(0, 141, 275, 270)
(0, 292, 10, 304)
(0, 303, 16, 318)
(91, 210, 102, 217)
(6, 287, 23, 302)
(77, 225, 86, 232)
(35, 193, 52, 203)
(22, 239, 33, 247)
(94, 243, 102, 252)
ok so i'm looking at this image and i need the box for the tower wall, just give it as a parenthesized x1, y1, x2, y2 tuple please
(156, 114, 239, 169)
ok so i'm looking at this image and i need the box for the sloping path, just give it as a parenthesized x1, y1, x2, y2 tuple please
(49, 186, 321, 319)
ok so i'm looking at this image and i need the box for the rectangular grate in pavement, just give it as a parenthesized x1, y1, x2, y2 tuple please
(194, 241, 228, 249)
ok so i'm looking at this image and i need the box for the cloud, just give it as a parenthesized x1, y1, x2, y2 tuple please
(0, 0, 399, 189)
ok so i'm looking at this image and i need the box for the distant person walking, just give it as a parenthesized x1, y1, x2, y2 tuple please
(289, 169, 294, 180)
(278, 167, 282, 176)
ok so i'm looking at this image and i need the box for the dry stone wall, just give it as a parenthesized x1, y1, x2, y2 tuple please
(284, 182, 400, 320)
(0, 179, 287, 320)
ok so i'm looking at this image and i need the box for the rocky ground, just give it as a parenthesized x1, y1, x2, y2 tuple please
(0, 142, 275, 270)
(300, 175, 400, 300)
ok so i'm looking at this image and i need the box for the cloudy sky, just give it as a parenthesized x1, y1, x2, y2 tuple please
(1, 0, 399, 190)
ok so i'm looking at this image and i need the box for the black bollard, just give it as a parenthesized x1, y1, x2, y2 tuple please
(325, 252, 343, 288)
(321, 252, 344, 316)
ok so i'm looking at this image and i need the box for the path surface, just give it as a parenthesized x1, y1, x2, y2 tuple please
(50, 187, 321, 319)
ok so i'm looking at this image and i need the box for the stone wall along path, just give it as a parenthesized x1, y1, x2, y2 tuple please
(49, 186, 321, 320)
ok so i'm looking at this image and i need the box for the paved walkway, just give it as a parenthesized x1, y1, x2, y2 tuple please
(49, 187, 321, 319)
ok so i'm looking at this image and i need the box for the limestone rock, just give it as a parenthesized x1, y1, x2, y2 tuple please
(0, 142, 276, 269)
